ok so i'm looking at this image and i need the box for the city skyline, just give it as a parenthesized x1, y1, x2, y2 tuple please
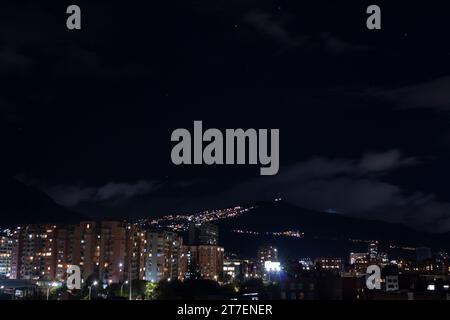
(1, 217, 449, 300)
(2, 1, 450, 304)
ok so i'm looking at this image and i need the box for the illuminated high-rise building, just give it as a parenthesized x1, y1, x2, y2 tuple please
(349, 253, 368, 265)
(125, 225, 147, 281)
(182, 245, 199, 280)
(10, 225, 58, 280)
(78, 221, 130, 283)
(257, 245, 278, 279)
(314, 258, 343, 271)
(54, 224, 81, 281)
(368, 242, 378, 260)
(349, 253, 369, 273)
(0, 231, 13, 279)
(98, 221, 128, 284)
(223, 258, 243, 281)
(182, 245, 224, 281)
(79, 221, 99, 280)
(197, 245, 224, 281)
(145, 231, 183, 282)
(188, 223, 219, 245)
(8, 221, 148, 284)
(258, 245, 278, 264)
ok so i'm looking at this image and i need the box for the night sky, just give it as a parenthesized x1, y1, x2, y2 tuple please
(2, 1, 450, 232)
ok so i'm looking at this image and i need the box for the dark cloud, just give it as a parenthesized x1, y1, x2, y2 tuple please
(23, 150, 450, 232)
(17, 177, 160, 207)
(217, 150, 450, 232)
(94, 180, 159, 202)
(375, 76, 450, 110)
(318, 32, 369, 55)
(358, 149, 418, 173)
(0, 48, 32, 71)
(46, 184, 96, 207)
(244, 10, 305, 48)
(244, 11, 367, 55)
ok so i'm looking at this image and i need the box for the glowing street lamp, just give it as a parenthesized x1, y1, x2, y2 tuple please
(120, 280, 129, 297)
(46, 281, 61, 300)
(88, 281, 98, 300)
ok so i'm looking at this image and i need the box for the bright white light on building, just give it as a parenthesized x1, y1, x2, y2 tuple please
(427, 284, 435, 291)
(264, 261, 281, 272)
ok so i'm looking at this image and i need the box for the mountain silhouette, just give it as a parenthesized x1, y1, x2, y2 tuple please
(215, 200, 450, 259)
(0, 177, 84, 227)
(1, 178, 449, 261)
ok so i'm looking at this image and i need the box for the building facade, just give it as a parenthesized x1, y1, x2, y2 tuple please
(182, 245, 224, 281)
(9, 221, 148, 284)
(126, 225, 147, 281)
(0, 232, 13, 279)
(145, 231, 183, 282)
(188, 223, 219, 245)
(314, 258, 344, 272)
(10, 225, 58, 280)
(55, 224, 81, 281)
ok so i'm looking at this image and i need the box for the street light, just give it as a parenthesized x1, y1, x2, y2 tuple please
(88, 281, 98, 300)
(120, 280, 129, 297)
(128, 270, 132, 300)
(46, 282, 60, 300)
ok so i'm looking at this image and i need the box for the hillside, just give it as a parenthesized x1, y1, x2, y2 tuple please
(215, 200, 450, 259)
(0, 177, 84, 227)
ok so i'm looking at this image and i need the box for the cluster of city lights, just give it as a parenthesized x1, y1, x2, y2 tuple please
(232, 229, 304, 239)
(139, 206, 255, 231)
(348, 238, 379, 244)
(388, 244, 416, 251)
